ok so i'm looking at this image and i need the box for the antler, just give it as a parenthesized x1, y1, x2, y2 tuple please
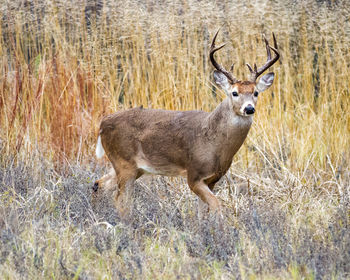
(210, 29, 238, 84)
(246, 33, 280, 82)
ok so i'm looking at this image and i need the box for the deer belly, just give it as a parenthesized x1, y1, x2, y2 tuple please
(134, 156, 186, 177)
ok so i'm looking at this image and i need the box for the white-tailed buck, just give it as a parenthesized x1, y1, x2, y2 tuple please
(93, 29, 280, 216)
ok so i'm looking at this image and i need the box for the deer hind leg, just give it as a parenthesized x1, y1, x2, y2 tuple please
(93, 168, 116, 192)
(112, 159, 139, 221)
(91, 168, 117, 209)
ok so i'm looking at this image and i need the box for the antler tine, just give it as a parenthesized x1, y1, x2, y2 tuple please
(263, 34, 271, 60)
(246, 63, 253, 73)
(272, 32, 278, 50)
(248, 33, 280, 82)
(210, 29, 238, 84)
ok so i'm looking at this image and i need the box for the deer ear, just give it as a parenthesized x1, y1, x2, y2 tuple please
(256, 72, 275, 92)
(213, 70, 231, 92)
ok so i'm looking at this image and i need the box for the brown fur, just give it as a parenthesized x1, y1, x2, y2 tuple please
(234, 81, 256, 93)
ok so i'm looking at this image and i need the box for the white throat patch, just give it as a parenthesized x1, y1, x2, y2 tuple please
(231, 113, 253, 128)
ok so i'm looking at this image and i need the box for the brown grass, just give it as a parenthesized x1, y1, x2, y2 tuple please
(1, 0, 349, 170)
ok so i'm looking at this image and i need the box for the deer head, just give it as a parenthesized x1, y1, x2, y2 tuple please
(210, 29, 280, 117)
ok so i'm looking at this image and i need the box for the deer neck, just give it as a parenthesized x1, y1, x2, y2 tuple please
(206, 97, 253, 149)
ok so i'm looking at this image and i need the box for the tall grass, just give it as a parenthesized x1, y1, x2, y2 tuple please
(1, 0, 349, 170)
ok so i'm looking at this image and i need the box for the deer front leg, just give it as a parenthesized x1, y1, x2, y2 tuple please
(188, 179, 221, 217)
(197, 198, 209, 221)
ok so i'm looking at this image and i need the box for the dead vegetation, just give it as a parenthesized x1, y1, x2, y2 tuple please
(0, 157, 349, 278)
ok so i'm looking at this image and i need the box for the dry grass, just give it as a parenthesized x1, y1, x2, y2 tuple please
(0, 157, 349, 279)
(0, 0, 349, 278)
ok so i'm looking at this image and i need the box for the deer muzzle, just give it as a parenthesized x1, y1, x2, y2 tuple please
(244, 105, 255, 115)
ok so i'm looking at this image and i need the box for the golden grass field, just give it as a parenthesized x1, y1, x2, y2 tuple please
(0, 0, 349, 278)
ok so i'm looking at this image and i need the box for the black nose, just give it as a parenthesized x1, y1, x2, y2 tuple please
(93, 182, 99, 192)
(244, 105, 255, 115)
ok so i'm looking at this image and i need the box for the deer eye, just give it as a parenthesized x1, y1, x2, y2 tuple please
(232, 91, 238, 97)
(254, 91, 259, 97)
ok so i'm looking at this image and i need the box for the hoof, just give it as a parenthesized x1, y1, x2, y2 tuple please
(93, 182, 99, 192)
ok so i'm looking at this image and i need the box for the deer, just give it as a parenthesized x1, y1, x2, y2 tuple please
(92, 29, 280, 218)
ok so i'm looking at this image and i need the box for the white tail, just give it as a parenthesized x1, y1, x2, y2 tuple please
(92, 29, 280, 218)
(95, 135, 105, 159)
